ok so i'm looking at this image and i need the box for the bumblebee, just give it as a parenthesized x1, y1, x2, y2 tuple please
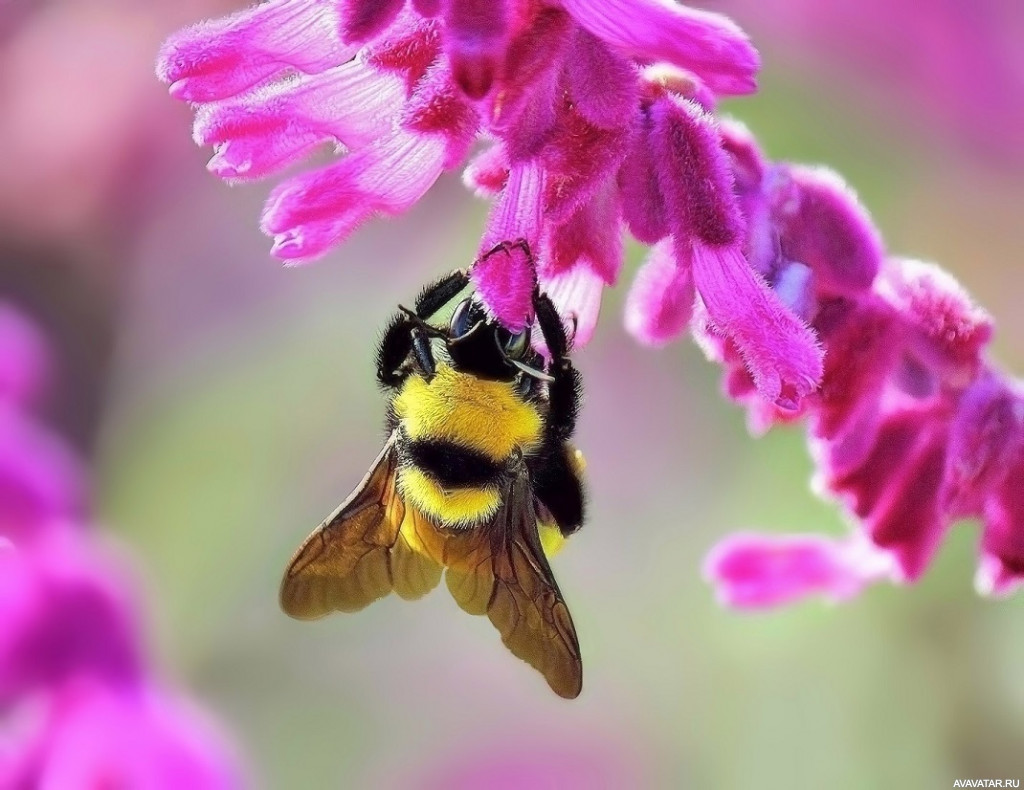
(279, 243, 586, 698)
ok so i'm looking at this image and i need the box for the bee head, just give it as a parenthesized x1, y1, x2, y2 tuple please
(445, 298, 541, 383)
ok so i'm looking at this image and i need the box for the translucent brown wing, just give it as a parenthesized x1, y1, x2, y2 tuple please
(280, 435, 443, 618)
(444, 468, 583, 699)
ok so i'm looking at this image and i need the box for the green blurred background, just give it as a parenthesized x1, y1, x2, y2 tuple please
(4, 1, 1024, 787)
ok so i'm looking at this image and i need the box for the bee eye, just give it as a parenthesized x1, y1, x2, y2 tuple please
(449, 298, 473, 338)
(503, 328, 530, 360)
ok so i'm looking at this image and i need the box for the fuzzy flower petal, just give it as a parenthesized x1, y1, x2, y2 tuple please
(338, 0, 406, 44)
(704, 532, 894, 609)
(261, 130, 448, 262)
(879, 258, 993, 373)
(473, 161, 545, 331)
(541, 265, 605, 351)
(943, 378, 1024, 516)
(194, 59, 406, 180)
(156, 0, 350, 103)
(560, 0, 759, 96)
(977, 452, 1024, 597)
(0, 406, 84, 543)
(563, 29, 639, 130)
(443, 0, 510, 99)
(770, 166, 882, 296)
(691, 242, 823, 410)
(624, 239, 694, 346)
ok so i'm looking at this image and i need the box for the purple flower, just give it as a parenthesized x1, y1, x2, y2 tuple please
(718, 0, 1024, 166)
(0, 305, 241, 787)
(699, 130, 1024, 608)
(160, 2, 1024, 612)
(158, 0, 828, 406)
(2, 680, 238, 790)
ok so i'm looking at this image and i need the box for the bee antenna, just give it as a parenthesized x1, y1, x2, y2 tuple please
(398, 305, 448, 339)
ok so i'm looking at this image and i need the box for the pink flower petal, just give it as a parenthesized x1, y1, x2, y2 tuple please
(617, 108, 668, 244)
(879, 257, 993, 373)
(944, 378, 1024, 516)
(704, 532, 893, 609)
(624, 240, 694, 346)
(560, 0, 759, 96)
(0, 536, 140, 704)
(540, 264, 605, 351)
(811, 298, 900, 443)
(401, 64, 481, 168)
(0, 406, 84, 545)
(541, 108, 632, 224)
(770, 166, 882, 296)
(823, 406, 952, 581)
(443, 0, 510, 98)
(261, 130, 447, 263)
(563, 29, 638, 130)
(0, 305, 50, 407)
(483, 9, 573, 160)
(338, 0, 406, 44)
(195, 59, 405, 181)
(413, 0, 442, 15)
(473, 161, 544, 330)
(691, 242, 823, 409)
(157, 0, 350, 103)
(462, 144, 509, 197)
(543, 180, 622, 283)
(7, 682, 240, 790)
(977, 454, 1024, 597)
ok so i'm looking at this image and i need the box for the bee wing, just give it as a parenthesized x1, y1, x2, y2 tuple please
(445, 468, 583, 699)
(280, 435, 444, 618)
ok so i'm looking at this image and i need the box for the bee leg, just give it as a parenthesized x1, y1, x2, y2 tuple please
(377, 312, 415, 388)
(532, 290, 580, 442)
(414, 268, 470, 319)
(376, 269, 469, 388)
(529, 446, 586, 536)
(411, 328, 437, 381)
(533, 288, 570, 363)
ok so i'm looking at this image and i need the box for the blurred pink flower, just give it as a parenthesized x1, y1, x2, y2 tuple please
(0, 305, 241, 788)
(3, 680, 237, 790)
(701, 126, 1024, 607)
(719, 0, 1024, 166)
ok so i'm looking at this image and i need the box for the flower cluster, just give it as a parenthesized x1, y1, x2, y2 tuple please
(701, 124, 1024, 607)
(0, 306, 239, 787)
(158, 1, 1024, 608)
(158, 0, 823, 408)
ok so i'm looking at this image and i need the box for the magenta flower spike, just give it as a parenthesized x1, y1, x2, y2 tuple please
(0, 306, 241, 788)
(157, 1, 786, 362)
(700, 137, 1024, 608)
(159, 2, 1024, 612)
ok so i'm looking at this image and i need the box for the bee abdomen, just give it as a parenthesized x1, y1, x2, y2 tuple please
(406, 439, 505, 488)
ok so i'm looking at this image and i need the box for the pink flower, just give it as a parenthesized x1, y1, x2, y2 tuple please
(717, 0, 1024, 167)
(0, 306, 241, 787)
(159, 1, 831, 407)
(157, 3, 831, 391)
(160, 2, 1024, 615)
(701, 129, 1024, 608)
(2, 680, 238, 790)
